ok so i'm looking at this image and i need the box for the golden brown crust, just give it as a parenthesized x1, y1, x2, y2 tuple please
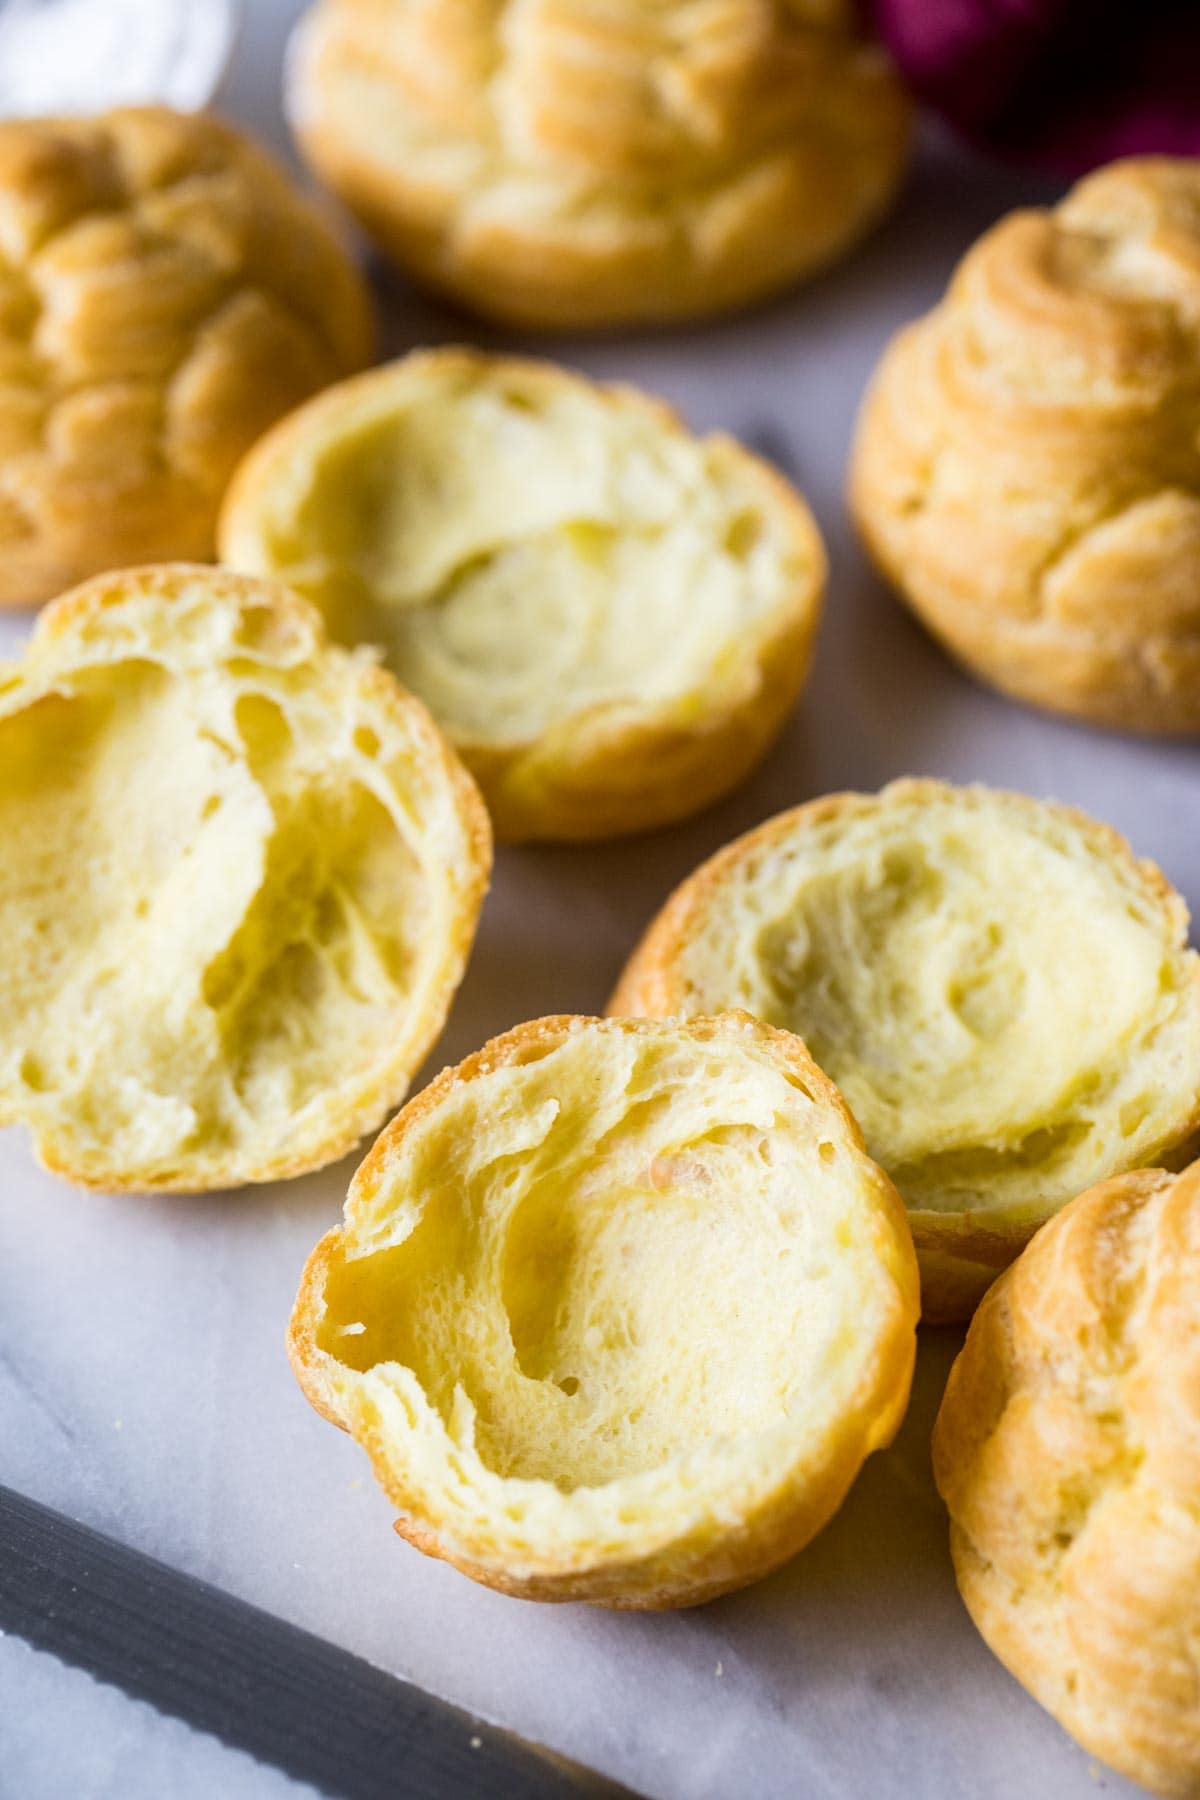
(288, 1011, 919, 1607)
(286, 0, 911, 331)
(610, 779, 1200, 1322)
(933, 1163, 1200, 1797)
(0, 563, 491, 1192)
(849, 158, 1200, 734)
(0, 106, 373, 607)
(220, 346, 826, 843)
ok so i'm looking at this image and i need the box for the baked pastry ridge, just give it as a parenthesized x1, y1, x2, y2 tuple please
(289, 1012, 919, 1607)
(220, 348, 826, 842)
(934, 1163, 1200, 1797)
(610, 780, 1200, 1320)
(850, 157, 1200, 733)
(0, 105, 373, 606)
(286, 0, 911, 329)
(0, 564, 490, 1192)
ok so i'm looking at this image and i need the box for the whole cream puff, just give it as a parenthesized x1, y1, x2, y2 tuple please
(287, 0, 911, 330)
(934, 1161, 1200, 1797)
(851, 158, 1200, 734)
(0, 106, 373, 605)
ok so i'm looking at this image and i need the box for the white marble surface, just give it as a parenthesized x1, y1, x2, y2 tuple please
(0, 1635, 317, 1800)
(0, 5, 1192, 1797)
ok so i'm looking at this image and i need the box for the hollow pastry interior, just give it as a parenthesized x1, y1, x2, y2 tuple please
(615, 784, 1200, 1226)
(222, 352, 819, 753)
(0, 566, 489, 1191)
(292, 1014, 917, 1605)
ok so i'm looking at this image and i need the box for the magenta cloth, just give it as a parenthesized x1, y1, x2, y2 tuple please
(871, 0, 1200, 174)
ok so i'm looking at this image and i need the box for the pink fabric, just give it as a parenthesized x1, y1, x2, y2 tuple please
(871, 0, 1200, 174)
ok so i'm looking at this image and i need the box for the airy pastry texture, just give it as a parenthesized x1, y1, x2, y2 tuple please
(0, 565, 490, 1192)
(285, 0, 911, 330)
(220, 349, 826, 842)
(850, 158, 1200, 734)
(933, 1163, 1200, 1798)
(288, 1012, 918, 1607)
(0, 105, 373, 607)
(611, 780, 1200, 1321)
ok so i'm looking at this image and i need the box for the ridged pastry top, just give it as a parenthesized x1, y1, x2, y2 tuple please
(288, 0, 911, 327)
(943, 158, 1200, 417)
(0, 565, 490, 1191)
(934, 1163, 1200, 1797)
(612, 781, 1200, 1226)
(850, 158, 1200, 676)
(221, 349, 825, 841)
(289, 1012, 917, 1605)
(0, 106, 373, 605)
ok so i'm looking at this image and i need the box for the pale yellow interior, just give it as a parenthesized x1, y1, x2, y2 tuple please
(318, 1025, 889, 1492)
(225, 365, 801, 749)
(0, 587, 468, 1186)
(672, 791, 1200, 1216)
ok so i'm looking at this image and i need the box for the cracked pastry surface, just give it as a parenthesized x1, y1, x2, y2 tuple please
(850, 158, 1200, 735)
(220, 348, 825, 842)
(933, 1162, 1200, 1798)
(610, 780, 1200, 1321)
(0, 105, 373, 607)
(285, 0, 911, 330)
(0, 564, 490, 1192)
(288, 1012, 918, 1607)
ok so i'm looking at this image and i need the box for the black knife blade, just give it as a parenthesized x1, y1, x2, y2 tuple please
(0, 1484, 645, 1800)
